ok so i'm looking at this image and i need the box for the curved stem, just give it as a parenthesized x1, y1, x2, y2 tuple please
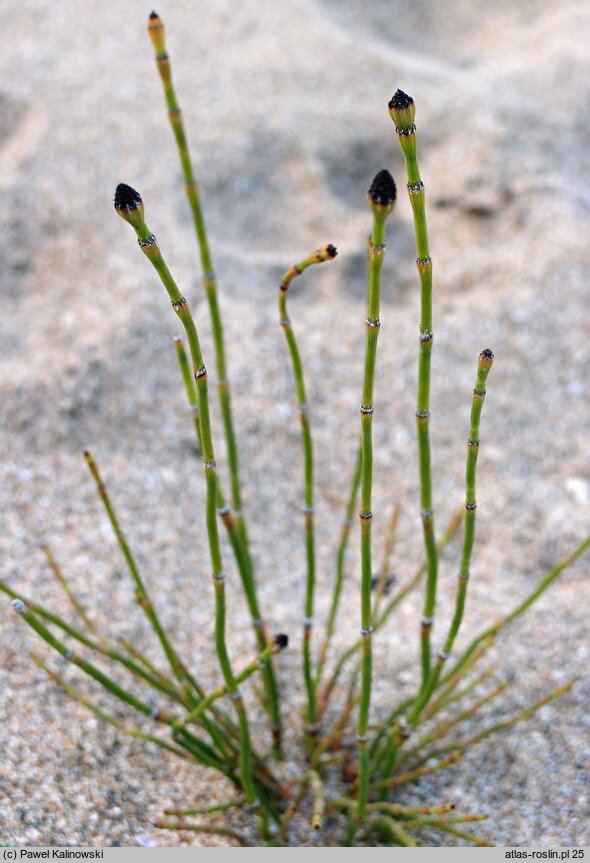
(148, 12, 244, 532)
(278, 244, 338, 743)
(117, 197, 257, 805)
(148, 13, 283, 758)
(84, 451, 198, 701)
(174, 336, 283, 755)
(442, 533, 590, 686)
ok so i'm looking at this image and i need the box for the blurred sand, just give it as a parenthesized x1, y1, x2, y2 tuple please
(1, 0, 589, 847)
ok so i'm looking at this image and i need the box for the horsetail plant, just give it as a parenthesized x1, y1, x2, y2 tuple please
(357, 169, 397, 818)
(4, 13, 590, 847)
(407, 348, 495, 725)
(114, 182, 259, 809)
(148, 9, 283, 757)
(279, 243, 338, 744)
(389, 89, 438, 694)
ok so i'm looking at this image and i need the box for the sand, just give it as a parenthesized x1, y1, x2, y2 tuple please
(1, 0, 589, 847)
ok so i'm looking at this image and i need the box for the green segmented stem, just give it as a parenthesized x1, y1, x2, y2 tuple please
(117, 638, 170, 683)
(362, 816, 418, 847)
(41, 545, 97, 635)
(408, 349, 494, 724)
(369, 752, 463, 793)
(163, 799, 245, 817)
(14, 600, 235, 773)
(176, 636, 287, 729)
(315, 445, 362, 689)
(0, 579, 185, 704)
(148, 12, 284, 760)
(335, 799, 454, 817)
(84, 451, 198, 703)
(406, 822, 491, 847)
(309, 769, 326, 830)
(315, 662, 361, 766)
(31, 653, 191, 761)
(417, 681, 575, 764)
(319, 507, 461, 719)
(279, 243, 338, 741)
(405, 680, 509, 758)
(402, 813, 487, 828)
(115, 189, 256, 804)
(174, 335, 202, 447)
(422, 646, 495, 720)
(147, 13, 245, 537)
(358, 174, 396, 817)
(314, 689, 360, 764)
(389, 91, 437, 690)
(442, 532, 590, 685)
(174, 336, 283, 757)
(372, 504, 400, 619)
(152, 822, 248, 846)
(13, 600, 176, 722)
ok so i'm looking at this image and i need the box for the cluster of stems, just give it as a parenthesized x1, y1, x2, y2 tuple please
(114, 182, 259, 804)
(5, 20, 590, 846)
(148, 10, 282, 756)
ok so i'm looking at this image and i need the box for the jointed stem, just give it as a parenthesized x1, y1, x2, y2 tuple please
(174, 336, 283, 756)
(164, 799, 245, 818)
(423, 643, 495, 720)
(31, 653, 191, 762)
(416, 681, 575, 764)
(147, 12, 243, 529)
(14, 600, 241, 772)
(319, 507, 462, 720)
(315, 445, 362, 690)
(389, 91, 437, 691)
(13, 600, 177, 724)
(148, 13, 283, 757)
(402, 680, 509, 761)
(0, 579, 186, 705)
(309, 769, 326, 830)
(407, 822, 491, 846)
(175, 636, 288, 730)
(279, 244, 338, 742)
(114, 185, 256, 804)
(443, 532, 590, 686)
(42, 545, 97, 636)
(408, 349, 494, 723)
(369, 752, 463, 793)
(84, 451, 198, 702)
(372, 504, 400, 620)
(357, 171, 396, 816)
(152, 821, 249, 845)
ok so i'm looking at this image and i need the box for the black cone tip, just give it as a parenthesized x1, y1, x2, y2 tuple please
(388, 89, 414, 111)
(480, 348, 494, 361)
(149, 11, 159, 19)
(114, 183, 142, 211)
(274, 633, 289, 649)
(326, 244, 337, 258)
(368, 169, 396, 206)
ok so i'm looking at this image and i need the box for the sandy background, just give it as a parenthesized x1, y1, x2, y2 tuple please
(1, 0, 589, 847)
